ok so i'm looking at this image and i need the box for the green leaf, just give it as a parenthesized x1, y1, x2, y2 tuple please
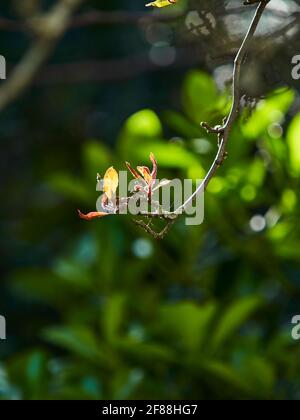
(201, 360, 252, 396)
(210, 296, 262, 350)
(246, 158, 266, 187)
(102, 294, 126, 342)
(242, 88, 294, 139)
(118, 109, 163, 157)
(26, 352, 47, 388)
(7, 351, 49, 400)
(48, 173, 91, 203)
(240, 356, 275, 398)
(163, 110, 205, 138)
(83, 140, 111, 182)
(11, 268, 73, 305)
(124, 109, 162, 138)
(117, 339, 174, 364)
(182, 71, 219, 122)
(287, 113, 300, 174)
(43, 327, 103, 362)
(52, 258, 93, 290)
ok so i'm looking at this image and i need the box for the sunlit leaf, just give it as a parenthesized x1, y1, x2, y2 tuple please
(287, 113, 300, 174)
(146, 0, 177, 8)
(83, 140, 111, 182)
(103, 166, 119, 199)
(118, 110, 163, 161)
(182, 71, 219, 122)
(137, 166, 152, 184)
(242, 88, 294, 139)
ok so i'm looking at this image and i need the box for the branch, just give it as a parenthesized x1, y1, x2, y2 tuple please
(133, 218, 176, 240)
(0, 17, 25, 31)
(33, 48, 200, 85)
(70, 9, 183, 27)
(182, 0, 271, 207)
(200, 0, 271, 189)
(136, 0, 271, 238)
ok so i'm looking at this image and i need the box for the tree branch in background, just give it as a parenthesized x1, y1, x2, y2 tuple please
(32, 10, 299, 86)
(0, 2, 297, 90)
(0, 0, 84, 112)
(0, 9, 183, 32)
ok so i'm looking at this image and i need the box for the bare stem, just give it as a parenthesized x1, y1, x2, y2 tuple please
(180, 0, 270, 210)
(136, 0, 271, 238)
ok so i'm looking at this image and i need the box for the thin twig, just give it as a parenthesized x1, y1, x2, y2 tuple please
(133, 218, 176, 240)
(31, 14, 298, 86)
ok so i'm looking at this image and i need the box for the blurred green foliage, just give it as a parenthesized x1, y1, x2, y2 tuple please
(1, 70, 300, 400)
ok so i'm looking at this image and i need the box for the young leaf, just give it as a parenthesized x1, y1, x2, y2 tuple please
(77, 210, 110, 220)
(103, 166, 119, 199)
(137, 166, 152, 185)
(146, 0, 177, 8)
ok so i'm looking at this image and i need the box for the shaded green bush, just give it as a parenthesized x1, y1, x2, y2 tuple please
(2, 71, 300, 400)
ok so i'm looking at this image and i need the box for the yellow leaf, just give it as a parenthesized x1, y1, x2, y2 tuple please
(103, 166, 119, 199)
(137, 166, 152, 184)
(146, 0, 177, 8)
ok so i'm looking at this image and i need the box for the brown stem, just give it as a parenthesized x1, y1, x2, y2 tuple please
(136, 0, 271, 238)
(177, 0, 271, 211)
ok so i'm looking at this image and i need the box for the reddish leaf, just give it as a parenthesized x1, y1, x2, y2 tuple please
(150, 152, 157, 180)
(137, 166, 152, 184)
(77, 209, 109, 220)
(126, 162, 141, 179)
